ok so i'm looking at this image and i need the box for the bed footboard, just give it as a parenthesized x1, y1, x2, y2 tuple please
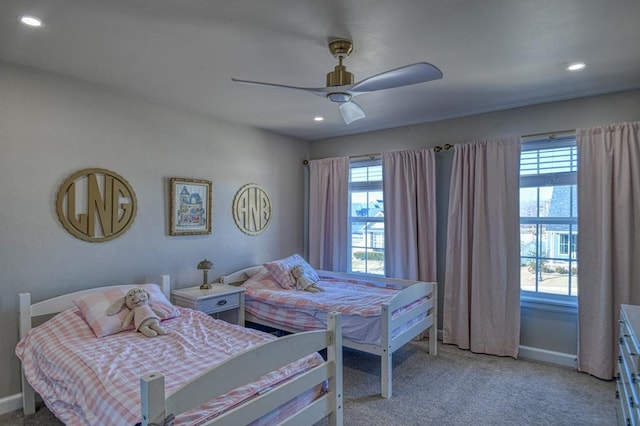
(317, 271, 437, 398)
(141, 313, 343, 426)
(381, 281, 437, 398)
(222, 266, 438, 399)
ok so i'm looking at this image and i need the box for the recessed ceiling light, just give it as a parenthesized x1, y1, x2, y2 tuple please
(567, 62, 585, 72)
(314, 116, 324, 122)
(18, 15, 43, 27)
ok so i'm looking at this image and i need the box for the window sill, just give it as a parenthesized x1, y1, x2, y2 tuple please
(521, 295, 577, 314)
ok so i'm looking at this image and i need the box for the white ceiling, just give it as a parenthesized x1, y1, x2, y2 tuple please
(2, 0, 640, 141)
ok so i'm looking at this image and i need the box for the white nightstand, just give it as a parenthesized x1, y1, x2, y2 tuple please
(171, 284, 245, 326)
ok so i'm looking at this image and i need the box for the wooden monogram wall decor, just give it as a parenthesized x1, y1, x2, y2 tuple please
(56, 168, 137, 242)
(232, 183, 272, 236)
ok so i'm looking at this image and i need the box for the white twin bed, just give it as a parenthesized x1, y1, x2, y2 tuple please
(17, 275, 343, 425)
(220, 262, 438, 399)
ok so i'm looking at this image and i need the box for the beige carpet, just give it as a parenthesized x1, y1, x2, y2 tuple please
(0, 341, 616, 425)
(336, 341, 616, 426)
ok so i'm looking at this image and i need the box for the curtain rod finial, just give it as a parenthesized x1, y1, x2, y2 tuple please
(303, 159, 309, 165)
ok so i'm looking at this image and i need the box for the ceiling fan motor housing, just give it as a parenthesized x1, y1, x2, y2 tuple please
(326, 65, 354, 87)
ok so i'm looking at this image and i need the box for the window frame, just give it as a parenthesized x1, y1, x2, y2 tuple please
(519, 136, 578, 305)
(347, 158, 385, 276)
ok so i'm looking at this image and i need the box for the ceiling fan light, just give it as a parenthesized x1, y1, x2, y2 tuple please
(339, 101, 366, 125)
(327, 92, 352, 103)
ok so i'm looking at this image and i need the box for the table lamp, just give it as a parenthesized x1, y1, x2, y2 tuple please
(197, 258, 214, 289)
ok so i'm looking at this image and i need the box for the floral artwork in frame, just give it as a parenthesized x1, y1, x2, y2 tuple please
(169, 177, 212, 236)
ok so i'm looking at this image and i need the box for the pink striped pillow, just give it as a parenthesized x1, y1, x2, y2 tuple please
(263, 254, 319, 290)
(73, 283, 179, 337)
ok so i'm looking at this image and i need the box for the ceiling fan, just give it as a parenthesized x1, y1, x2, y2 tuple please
(231, 39, 443, 125)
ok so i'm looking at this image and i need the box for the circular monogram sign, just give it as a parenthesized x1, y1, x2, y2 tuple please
(56, 168, 137, 242)
(232, 183, 271, 236)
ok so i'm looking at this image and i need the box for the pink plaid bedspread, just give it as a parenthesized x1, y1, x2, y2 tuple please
(244, 269, 401, 317)
(242, 270, 428, 344)
(16, 307, 323, 426)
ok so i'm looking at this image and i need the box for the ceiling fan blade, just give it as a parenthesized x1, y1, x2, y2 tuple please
(351, 62, 443, 93)
(339, 100, 366, 125)
(231, 78, 329, 98)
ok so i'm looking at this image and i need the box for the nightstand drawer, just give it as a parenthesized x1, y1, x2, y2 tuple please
(171, 285, 245, 326)
(198, 293, 240, 314)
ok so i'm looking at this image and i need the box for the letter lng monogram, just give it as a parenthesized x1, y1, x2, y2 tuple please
(56, 168, 137, 242)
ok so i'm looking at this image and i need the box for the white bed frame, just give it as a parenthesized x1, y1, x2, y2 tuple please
(221, 267, 437, 399)
(18, 275, 343, 426)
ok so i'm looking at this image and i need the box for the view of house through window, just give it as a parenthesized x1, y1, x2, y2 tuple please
(520, 137, 578, 298)
(348, 159, 384, 275)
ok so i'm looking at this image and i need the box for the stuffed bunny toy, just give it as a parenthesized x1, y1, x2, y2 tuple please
(107, 288, 168, 337)
(290, 265, 324, 293)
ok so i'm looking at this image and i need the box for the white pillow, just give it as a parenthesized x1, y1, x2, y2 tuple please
(263, 254, 319, 290)
(73, 284, 180, 337)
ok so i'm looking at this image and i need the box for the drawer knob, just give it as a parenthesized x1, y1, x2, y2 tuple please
(217, 299, 227, 306)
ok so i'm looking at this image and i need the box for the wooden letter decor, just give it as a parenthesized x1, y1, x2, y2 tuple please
(56, 168, 137, 242)
(232, 183, 272, 236)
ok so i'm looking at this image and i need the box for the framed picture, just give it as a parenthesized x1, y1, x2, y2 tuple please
(169, 177, 212, 236)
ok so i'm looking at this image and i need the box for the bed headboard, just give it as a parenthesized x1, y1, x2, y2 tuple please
(219, 266, 263, 285)
(19, 274, 171, 339)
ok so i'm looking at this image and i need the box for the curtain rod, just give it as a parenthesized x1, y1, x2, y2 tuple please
(303, 129, 575, 165)
(302, 144, 454, 164)
(350, 153, 381, 160)
(521, 129, 575, 140)
(302, 153, 381, 165)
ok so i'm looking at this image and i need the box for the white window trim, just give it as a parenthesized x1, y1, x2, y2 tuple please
(348, 158, 384, 275)
(520, 135, 578, 302)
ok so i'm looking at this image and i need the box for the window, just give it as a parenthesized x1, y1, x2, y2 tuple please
(348, 159, 384, 275)
(558, 234, 577, 256)
(520, 136, 578, 299)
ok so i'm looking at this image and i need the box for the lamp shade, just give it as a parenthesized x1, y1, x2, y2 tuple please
(197, 259, 213, 270)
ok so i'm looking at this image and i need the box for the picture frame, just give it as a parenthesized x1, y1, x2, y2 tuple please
(169, 177, 212, 236)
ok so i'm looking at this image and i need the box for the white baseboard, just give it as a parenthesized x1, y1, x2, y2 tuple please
(436, 329, 577, 369)
(518, 345, 578, 368)
(0, 393, 22, 416)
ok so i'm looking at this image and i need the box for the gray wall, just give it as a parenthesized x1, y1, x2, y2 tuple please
(0, 62, 309, 399)
(309, 89, 640, 356)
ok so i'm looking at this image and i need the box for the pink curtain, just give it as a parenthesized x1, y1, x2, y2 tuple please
(443, 136, 521, 357)
(308, 157, 349, 272)
(577, 121, 640, 379)
(382, 149, 437, 281)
